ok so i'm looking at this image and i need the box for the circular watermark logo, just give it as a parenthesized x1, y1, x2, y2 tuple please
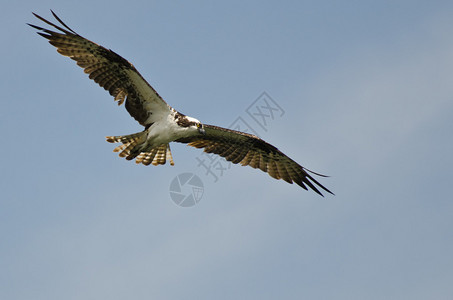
(169, 173, 204, 207)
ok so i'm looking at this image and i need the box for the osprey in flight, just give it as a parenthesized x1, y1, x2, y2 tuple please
(29, 11, 333, 196)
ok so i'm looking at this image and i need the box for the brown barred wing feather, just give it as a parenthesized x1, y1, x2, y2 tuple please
(28, 11, 171, 126)
(176, 125, 334, 196)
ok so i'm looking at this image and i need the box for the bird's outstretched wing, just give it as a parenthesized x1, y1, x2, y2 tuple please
(28, 11, 170, 126)
(176, 125, 334, 196)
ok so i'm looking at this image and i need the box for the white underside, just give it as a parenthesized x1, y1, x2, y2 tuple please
(143, 111, 199, 151)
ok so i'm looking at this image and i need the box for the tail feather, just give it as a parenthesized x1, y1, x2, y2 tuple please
(124, 144, 140, 160)
(106, 131, 144, 144)
(135, 144, 174, 166)
(166, 144, 175, 166)
(106, 132, 175, 166)
(113, 143, 128, 153)
(136, 148, 158, 165)
(106, 131, 147, 160)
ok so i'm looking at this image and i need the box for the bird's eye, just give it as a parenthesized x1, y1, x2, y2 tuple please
(197, 123, 202, 128)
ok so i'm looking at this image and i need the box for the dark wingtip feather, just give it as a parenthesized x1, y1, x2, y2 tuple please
(304, 167, 330, 178)
(27, 23, 46, 32)
(305, 173, 335, 196)
(36, 32, 52, 39)
(304, 179, 325, 197)
(50, 10, 77, 34)
(30, 11, 77, 36)
(294, 179, 308, 191)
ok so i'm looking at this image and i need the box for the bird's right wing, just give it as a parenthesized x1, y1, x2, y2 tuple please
(28, 11, 171, 126)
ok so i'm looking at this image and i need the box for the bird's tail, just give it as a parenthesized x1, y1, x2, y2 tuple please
(135, 143, 174, 166)
(106, 132, 174, 166)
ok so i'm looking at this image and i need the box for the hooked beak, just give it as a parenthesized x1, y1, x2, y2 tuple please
(198, 127, 206, 135)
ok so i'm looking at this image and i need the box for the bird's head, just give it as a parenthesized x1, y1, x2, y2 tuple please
(181, 116, 206, 135)
(196, 122, 206, 135)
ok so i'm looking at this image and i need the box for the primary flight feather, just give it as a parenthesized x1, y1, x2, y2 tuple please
(29, 11, 333, 196)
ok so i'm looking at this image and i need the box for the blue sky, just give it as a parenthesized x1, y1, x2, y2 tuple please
(2, 1, 453, 299)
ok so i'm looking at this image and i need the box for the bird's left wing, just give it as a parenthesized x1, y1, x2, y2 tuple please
(176, 125, 333, 196)
(28, 11, 171, 126)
